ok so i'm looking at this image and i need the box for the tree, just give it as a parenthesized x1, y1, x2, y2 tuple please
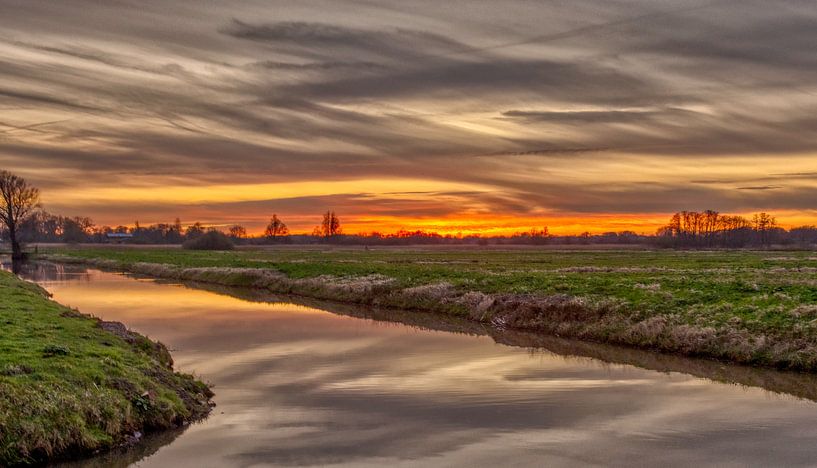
(753, 212, 777, 246)
(229, 225, 247, 239)
(62, 217, 93, 243)
(264, 214, 289, 238)
(161, 218, 184, 244)
(0, 170, 40, 259)
(319, 210, 342, 237)
(753, 212, 776, 232)
(185, 222, 205, 239)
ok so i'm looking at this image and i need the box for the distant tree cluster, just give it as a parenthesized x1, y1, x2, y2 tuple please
(17, 212, 187, 244)
(789, 226, 817, 245)
(296, 228, 647, 246)
(656, 210, 783, 247)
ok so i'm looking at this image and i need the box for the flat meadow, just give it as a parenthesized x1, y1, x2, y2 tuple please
(43, 245, 817, 371)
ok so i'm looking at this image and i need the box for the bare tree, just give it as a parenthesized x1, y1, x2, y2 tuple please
(264, 214, 289, 238)
(229, 225, 247, 239)
(0, 170, 40, 259)
(319, 210, 341, 237)
(185, 222, 205, 239)
(753, 212, 777, 246)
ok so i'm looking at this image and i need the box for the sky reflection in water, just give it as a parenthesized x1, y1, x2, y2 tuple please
(27, 265, 817, 468)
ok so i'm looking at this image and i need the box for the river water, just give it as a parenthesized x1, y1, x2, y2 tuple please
(15, 263, 817, 467)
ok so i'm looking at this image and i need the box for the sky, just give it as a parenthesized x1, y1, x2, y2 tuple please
(1, 0, 816, 235)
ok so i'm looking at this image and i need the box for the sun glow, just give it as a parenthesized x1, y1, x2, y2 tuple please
(44, 178, 492, 205)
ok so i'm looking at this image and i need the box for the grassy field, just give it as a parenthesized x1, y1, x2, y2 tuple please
(0, 269, 212, 466)
(43, 246, 817, 371)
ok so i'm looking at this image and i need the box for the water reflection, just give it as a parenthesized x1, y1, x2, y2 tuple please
(1, 257, 22, 274)
(186, 282, 817, 402)
(55, 428, 188, 468)
(11, 263, 817, 467)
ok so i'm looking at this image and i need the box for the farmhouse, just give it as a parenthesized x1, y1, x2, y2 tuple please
(106, 232, 134, 243)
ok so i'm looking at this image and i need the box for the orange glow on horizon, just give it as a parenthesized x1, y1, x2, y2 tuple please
(36, 169, 817, 238)
(219, 210, 817, 237)
(322, 213, 668, 236)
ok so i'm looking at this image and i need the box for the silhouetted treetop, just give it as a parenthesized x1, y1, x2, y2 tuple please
(0, 170, 40, 259)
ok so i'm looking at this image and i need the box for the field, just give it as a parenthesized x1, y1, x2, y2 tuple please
(43, 246, 817, 371)
(0, 269, 212, 466)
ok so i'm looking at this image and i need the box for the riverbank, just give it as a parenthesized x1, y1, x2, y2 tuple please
(0, 269, 213, 466)
(178, 278, 817, 403)
(40, 247, 817, 372)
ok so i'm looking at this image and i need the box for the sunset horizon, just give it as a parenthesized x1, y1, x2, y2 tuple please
(59, 210, 810, 238)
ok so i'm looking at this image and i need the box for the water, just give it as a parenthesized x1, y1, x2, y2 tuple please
(13, 263, 817, 467)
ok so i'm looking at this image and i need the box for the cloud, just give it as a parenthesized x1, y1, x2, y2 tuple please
(738, 185, 784, 191)
(221, 19, 469, 62)
(0, 86, 101, 112)
(502, 109, 662, 124)
(249, 60, 387, 72)
(279, 59, 658, 106)
(1, 0, 816, 229)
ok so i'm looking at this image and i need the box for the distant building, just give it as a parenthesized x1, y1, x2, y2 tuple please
(106, 233, 134, 243)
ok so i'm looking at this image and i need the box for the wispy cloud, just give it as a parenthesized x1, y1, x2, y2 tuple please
(0, 0, 815, 231)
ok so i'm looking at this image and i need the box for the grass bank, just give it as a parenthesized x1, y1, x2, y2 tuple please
(0, 269, 213, 466)
(43, 247, 817, 371)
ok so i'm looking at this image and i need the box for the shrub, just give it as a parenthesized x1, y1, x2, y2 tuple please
(182, 230, 234, 251)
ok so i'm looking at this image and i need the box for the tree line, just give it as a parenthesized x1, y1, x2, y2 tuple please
(3, 170, 817, 250)
(655, 210, 788, 247)
(6, 208, 348, 246)
(11, 208, 817, 248)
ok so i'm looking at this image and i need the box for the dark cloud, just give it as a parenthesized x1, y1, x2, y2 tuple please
(0, 0, 815, 226)
(632, 14, 817, 77)
(221, 19, 470, 62)
(0, 87, 101, 112)
(280, 59, 658, 105)
(249, 60, 386, 72)
(738, 186, 784, 191)
(503, 109, 817, 156)
(502, 109, 661, 124)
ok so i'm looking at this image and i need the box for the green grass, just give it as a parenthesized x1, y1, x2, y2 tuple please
(44, 246, 817, 370)
(0, 270, 212, 466)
